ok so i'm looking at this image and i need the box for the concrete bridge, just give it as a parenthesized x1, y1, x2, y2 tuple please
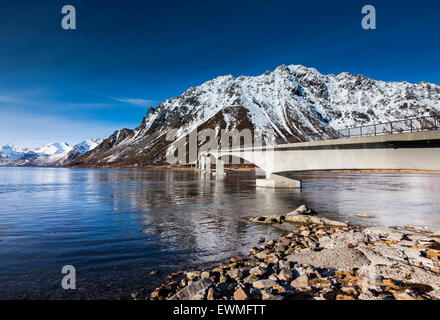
(198, 129, 440, 188)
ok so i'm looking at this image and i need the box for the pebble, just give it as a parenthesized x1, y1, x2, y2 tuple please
(249, 266, 267, 276)
(233, 286, 249, 300)
(278, 269, 294, 282)
(186, 271, 201, 280)
(253, 279, 277, 289)
(290, 274, 310, 289)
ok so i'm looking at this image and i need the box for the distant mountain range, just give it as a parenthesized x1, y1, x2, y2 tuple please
(0, 139, 103, 167)
(68, 64, 440, 168)
(3, 64, 440, 168)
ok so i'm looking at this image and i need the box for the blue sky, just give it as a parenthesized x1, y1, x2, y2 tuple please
(0, 0, 439, 147)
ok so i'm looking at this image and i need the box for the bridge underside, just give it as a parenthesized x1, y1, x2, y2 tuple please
(200, 130, 440, 188)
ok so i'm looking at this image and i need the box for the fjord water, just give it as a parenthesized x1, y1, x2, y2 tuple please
(0, 167, 440, 299)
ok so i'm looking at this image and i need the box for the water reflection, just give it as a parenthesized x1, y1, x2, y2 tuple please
(0, 167, 439, 299)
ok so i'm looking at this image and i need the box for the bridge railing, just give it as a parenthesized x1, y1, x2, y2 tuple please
(336, 115, 440, 139)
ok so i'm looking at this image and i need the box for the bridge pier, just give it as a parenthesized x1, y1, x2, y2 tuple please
(213, 158, 227, 178)
(256, 173, 302, 188)
(199, 155, 206, 171)
(205, 155, 211, 173)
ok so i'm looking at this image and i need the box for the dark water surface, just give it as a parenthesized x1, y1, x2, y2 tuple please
(0, 167, 439, 299)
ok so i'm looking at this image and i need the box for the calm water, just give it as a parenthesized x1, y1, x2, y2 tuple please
(0, 167, 439, 299)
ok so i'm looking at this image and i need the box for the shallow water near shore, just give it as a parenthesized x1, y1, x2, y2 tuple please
(0, 167, 439, 299)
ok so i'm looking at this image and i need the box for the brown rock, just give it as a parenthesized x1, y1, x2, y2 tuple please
(261, 290, 284, 300)
(249, 266, 267, 276)
(233, 287, 249, 300)
(278, 269, 294, 282)
(207, 287, 215, 300)
(336, 294, 355, 300)
(290, 274, 310, 289)
(186, 271, 201, 281)
(253, 279, 277, 289)
(301, 230, 311, 237)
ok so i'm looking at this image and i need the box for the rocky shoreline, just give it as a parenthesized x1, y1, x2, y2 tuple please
(147, 206, 440, 300)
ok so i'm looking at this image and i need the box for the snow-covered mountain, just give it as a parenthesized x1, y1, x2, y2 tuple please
(68, 64, 440, 168)
(58, 139, 104, 165)
(0, 140, 102, 167)
(0, 144, 32, 161)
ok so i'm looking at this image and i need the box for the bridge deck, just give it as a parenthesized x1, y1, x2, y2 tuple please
(222, 129, 440, 153)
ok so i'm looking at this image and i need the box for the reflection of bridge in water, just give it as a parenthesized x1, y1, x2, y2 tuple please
(198, 115, 440, 188)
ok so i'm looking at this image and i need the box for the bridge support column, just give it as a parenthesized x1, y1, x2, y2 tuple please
(256, 173, 302, 188)
(199, 155, 206, 172)
(213, 158, 227, 178)
(205, 155, 211, 173)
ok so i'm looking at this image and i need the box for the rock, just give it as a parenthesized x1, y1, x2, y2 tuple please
(261, 290, 284, 300)
(253, 279, 277, 289)
(301, 230, 311, 237)
(278, 260, 290, 270)
(278, 269, 294, 282)
(287, 204, 316, 216)
(169, 279, 212, 300)
(264, 254, 279, 265)
(207, 287, 215, 300)
(356, 213, 373, 219)
(258, 237, 265, 243)
(201, 271, 211, 279)
(226, 268, 242, 279)
(256, 252, 268, 260)
(284, 214, 348, 227)
(186, 271, 201, 281)
(150, 270, 160, 276)
(273, 284, 287, 293)
(249, 266, 267, 276)
(219, 275, 228, 283)
(243, 275, 259, 284)
(341, 286, 357, 295)
(151, 287, 170, 299)
(336, 294, 355, 300)
(268, 274, 279, 281)
(290, 274, 310, 289)
(286, 247, 370, 270)
(233, 287, 249, 300)
(267, 240, 275, 246)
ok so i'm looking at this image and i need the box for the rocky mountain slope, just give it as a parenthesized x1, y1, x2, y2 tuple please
(0, 139, 102, 167)
(66, 64, 440, 167)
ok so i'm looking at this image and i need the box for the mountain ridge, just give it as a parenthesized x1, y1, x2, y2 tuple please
(0, 139, 103, 167)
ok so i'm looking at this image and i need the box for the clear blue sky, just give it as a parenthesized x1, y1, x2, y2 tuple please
(0, 0, 439, 147)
